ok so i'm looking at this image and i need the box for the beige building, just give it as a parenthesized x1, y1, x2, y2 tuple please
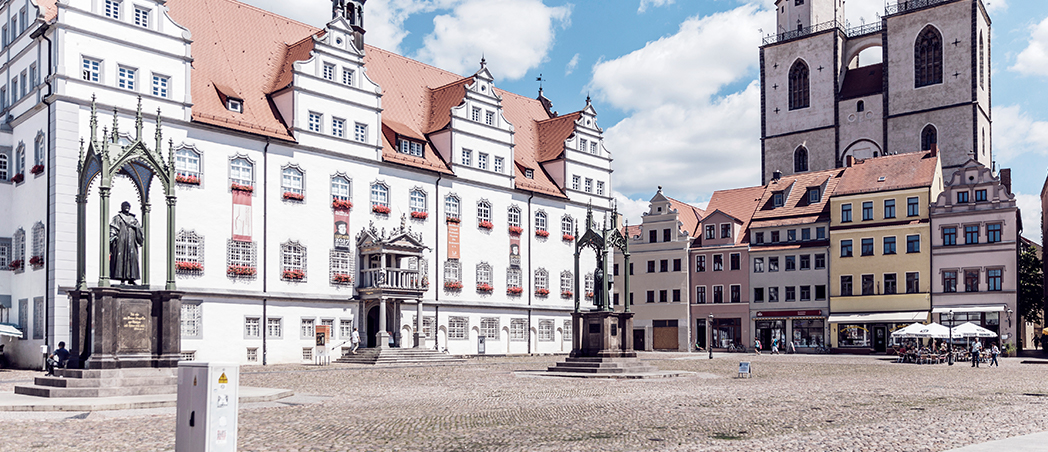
(760, 0, 992, 183)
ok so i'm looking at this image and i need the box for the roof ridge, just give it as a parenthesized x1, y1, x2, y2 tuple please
(365, 45, 471, 81)
(536, 111, 581, 125)
(216, 0, 321, 33)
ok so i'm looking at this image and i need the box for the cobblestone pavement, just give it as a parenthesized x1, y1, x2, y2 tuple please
(1, 353, 1047, 451)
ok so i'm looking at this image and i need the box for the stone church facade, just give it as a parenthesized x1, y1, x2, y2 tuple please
(760, 0, 992, 183)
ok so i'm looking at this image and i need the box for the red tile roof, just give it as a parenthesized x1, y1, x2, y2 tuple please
(703, 185, 765, 245)
(834, 151, 939, 196)
(665, 196, 705, 237)
(536, 112, 581, 162)
(752, 167, 843, 220)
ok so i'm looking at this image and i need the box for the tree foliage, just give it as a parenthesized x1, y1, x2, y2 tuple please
(1018, 240, 1044, 325)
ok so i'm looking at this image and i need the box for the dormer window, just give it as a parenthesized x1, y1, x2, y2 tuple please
(807, 187, 820, 203)
(525, 169, 534, 179)
(227, 98, 243, 113)
(773, 192, 784, 207)
(398, 138, 424, 157)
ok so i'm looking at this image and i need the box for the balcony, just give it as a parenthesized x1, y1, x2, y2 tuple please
(359, 268, 427, 292)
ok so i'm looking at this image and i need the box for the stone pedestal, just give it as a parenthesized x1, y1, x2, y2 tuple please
(377, 331, 391, 349)
(69, 286, 183, 370)
(571, 310, 635, 358)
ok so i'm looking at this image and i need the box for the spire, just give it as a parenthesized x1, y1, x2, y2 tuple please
(480, 55, 486, 69)
(135, 95, 143, 142)
(111, 107, 119, 143)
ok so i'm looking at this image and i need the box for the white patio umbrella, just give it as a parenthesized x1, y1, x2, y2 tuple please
(891, 322, 927, 338)
(950, 322, 998, 338)
(891, 322, 951, 338)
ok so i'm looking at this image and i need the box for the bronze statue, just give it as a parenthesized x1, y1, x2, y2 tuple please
(593, 254, 605, 310)
(110, 201, 143, 284)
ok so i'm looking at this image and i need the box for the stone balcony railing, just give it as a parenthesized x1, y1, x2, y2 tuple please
(359, 268, 426, 292)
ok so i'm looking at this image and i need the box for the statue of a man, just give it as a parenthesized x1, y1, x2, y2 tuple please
(110, 201, 144, 284)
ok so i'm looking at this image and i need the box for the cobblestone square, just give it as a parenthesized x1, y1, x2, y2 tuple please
(1, 353, 1047, 451)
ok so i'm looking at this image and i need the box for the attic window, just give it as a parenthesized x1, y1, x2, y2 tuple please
(878, 176, 886, 182)
(773, 192, 784, 207)
(524, 169, 534, 179)
(227, 98, 243, 113)
(397, 138, 424, 157)
(807, 187, 820, 203)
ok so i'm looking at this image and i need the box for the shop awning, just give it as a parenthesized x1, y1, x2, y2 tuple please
(0, 323, 23, 338)
(931, 305, 1005, 313)
(827, 311, 929, 323)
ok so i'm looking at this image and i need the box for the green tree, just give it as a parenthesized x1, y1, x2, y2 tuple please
(1018, 240, 1044, 325)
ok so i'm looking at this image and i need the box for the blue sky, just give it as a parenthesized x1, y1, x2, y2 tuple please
(245, 0, 1048, 241)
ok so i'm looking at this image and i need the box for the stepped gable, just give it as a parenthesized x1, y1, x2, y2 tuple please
(700, 185, 766, 246)
(834, 151, 939, 196)
(665, 195, 705, 237)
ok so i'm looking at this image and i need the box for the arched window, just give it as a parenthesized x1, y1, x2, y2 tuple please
(856, 100, 864, 112)
(788, 60, 809, 110)
(15, 144, 25, 176)
(34, 133, 44, 166)
(12, 228, 24, 270)
(979, 32, 984, 90)
(281, 166, 304, 197)
(477, 201, 491, 225)
(506, 268, 522, 289)
(794, 146, 808, 173)
(176, 147, 201, 180)
(534, 268, 548, 291)
(280, 241, 306, 281)
(560, 271, 573, 297)
(0, 154, 7, 180)
(915, 26, 943, 88)
(331, 175, 351, 202)
(409, 189, 427, 214)
(561, 215, 574, 238)
(476, 262, 492, 286)
(31, 222, 44, 261)
(370, 182, 389, 208)
(921, 125, 937, 151)
(444, 194, 460, 221)
(230, 158, 253, 187)
(507, 206, 521, 228)
(535, 211, 547, 232)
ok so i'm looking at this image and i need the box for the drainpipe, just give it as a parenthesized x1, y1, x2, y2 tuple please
(526, 191, 534, 353)
(261, 138, 270, 365)
(433, 172, 442, 349)
(32, 22, 52, 348)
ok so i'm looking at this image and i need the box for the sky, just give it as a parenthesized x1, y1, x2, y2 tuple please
(242, 0, 1048, 242)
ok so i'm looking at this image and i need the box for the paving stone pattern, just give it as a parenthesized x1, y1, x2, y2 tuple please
(1, 353, 1048, 451)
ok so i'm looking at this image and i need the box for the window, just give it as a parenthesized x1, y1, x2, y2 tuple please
(987, 224, 1001, 243)
(339, 319, 353, 339)
(181, 304, 201, 338)
(331, 176, 351, 203)
(533, 268, 547, 292)
(646, 290, 655, 303)
(840, 240, 853, 257)
(816, 227, 826, 240)
(560, 271, 572, 296)
(524, 169, 534, 179)
(729, 254, 739, 271)
(767, 287, 778, 303)
(244, 317, 261, 339)
(941, 227, 957, 246)
(730, 285, 740, 303)
(768, 256, 779, 272)
(907, 197, 920, 217)
(478, 153, 488, 170)
(695, 255, 705, 272)
(175, 230, 203, 267)
(841, 204, 852, 222)
(787, 229, 796, 242)
(230, 158, 253, 187)
(789, 59, 810, 110)
(118, 66, 136, 91)
(563, 320, 573, 340)
(800, 254, 810, 270)
(15, 146, 23, 177)
(134, 6, 150, 28)
(807, 188, 820, 204)
(227, 98, 242, 113)
(510, 318, 527, 341)
(281, 241, 305, 280)
(753, 257, 764, 273)
(840, 276, 853, 296)
(448, 317, 468, 340)
(979, 32, 985, 89)
(906, 235, 920, 253)
(861, 238, 874, 256)
(322, 63, 335, 81)
(83, 58, 102, 82)
(308, 112, 322, 133)
(471, 107, 481, 122)
(713, 254, 723, 271)
(281, 167, 303, 196)
(267, 317, 282, 338)
(444, 260, 461, 284)
(755, 232, 764, 244)
(721, 224, 731, 239)
(370, 183, 388, 209)
(342, 68, 353, 86)
(705, 225, 716, 240)
(800, 285, 811, 301)
(659, 290, 668, 303)
(965, 270, 980, 292)
(987, 269, 1002, 291)
(877, 200, 894, 221)
(579, 138, 587, 152)
(815, 285, 826, 300)
(964, 225, 979, 244)
(410, 189, 427, 214)
(591, 141, 598, 154)
(596, 181, 605, 196)
(12, 228, 24, 270)
(585, 178, 593, 193)
(34, 135, 44, 166)
(485, 110, 495, 126)
(476, 262, 492, 286)
(773, 192, 784, 207)
(151, 74, 169, 98)
(0, 154, 6, 180)
(0, 86, 6, 111)
(975, 189, 987, 202)
(883, 236, 896, 255)
(444, 195, 460, 221)
(915, 26, 943, 88)
(494, 157, 504, 173)
(659, 259, 668, 273)
(905, 272, 920, 294)
(300, 318, 315, 339)
(752, 287, 763, 303)
(957, 191, 970, 204)
(861, 202, 873, 221)
(561, 216, 573, 238)
(647, 260, 655, 273)
(477, 201, 491, 225)
(696, 286, 707, 304)
(943, 270, 957, 293)
(857, 100, 865, 112)
(794, 146, 808, 172)
(538, 320, 554, 341)
(571, 175, 580, 190)
(247, 348, 258, 362)
(785, 255, 796, 271)
(353, 123, 367, 142)
(714, 286, 724, 303)
(105, 0, 121, 19)
(785, 286, 796, 302)
(861, 275, 874, 295)
(331, 118, 345, 138)
(532, 211, 548, 234)
(921, 125, 937, 152)
(480, 318, 499, 339)
(227, 239, 256, 271)
(329, 250, 353, 285)
(461, 149, 472, 166)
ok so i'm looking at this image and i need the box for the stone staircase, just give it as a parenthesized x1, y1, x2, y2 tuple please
(14, 367, 177, 398)
(335, 347, 466, 365)
(546, 356, 659, 374)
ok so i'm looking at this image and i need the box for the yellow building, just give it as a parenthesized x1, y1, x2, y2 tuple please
(827, 150, 943, 353)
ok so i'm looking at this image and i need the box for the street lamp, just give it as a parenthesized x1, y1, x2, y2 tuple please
(947, 310, 954, 366)
(708, 314, 714, 360)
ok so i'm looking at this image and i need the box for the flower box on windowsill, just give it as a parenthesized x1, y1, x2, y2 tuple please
(29, 256, 44, 268)
(283, 192, 304, 201)
(176, 261, 203, 272)
(411, 211, 428, 220)
(476, 283, 493, 293)
(444, 281, 463, 290)
(508, 226, 523, 235)
(585, 292, 594, 299)
(561, 291, 573, 298)
(562, 234, 575, 242)
(30, 165, 44, 175)
(227, 265, 256, 277)
(478, 220, 494, 230)
(507, 286, 523, 295)
(446, 217, 461, 224)
(282, 269, 305, 281)
(535, 230, 550, 238)
(332, 273, 353, 285)
(372, 205, 391, 215)
(535, 288, 550, 297)
(11, 173, 24, 184)
(332, 199, 353, 210)
(231, 183, 254, 193)
(176, 174, 200, 185)
(9, 259, 23, 271)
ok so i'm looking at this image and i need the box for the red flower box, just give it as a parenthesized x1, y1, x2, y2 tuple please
(562, 234, 575, 241)
(29, 256, 44, 267)
(9, 259, 23, 270)
(227, 265, 256, 277)
(507, 286, 524, 295)
(372, 204, 391, 214)
(332, 273, 353, 284)
(446, 217, 461, 224)
(283, 192, 304, 201)
(231, 183, 253, 193)
(444, 281, 463, 290)
(11, 173, 24, 183)
(476, 283, 493, 292)
(411, 211, 428, 220)
(535, 230, 550, 238)
(585, 292, 595, 299)
(176, 174, 200, 185)
(535, 288, 550, 296)
(478, 220, 494, 230)
(561, 291, 573, 298)
(332, 199, 353, 210)
(508, 226, 523, 235)
(282, 269, 305, 280)
(30, 165, 44, 175)
(176, 261, 203, 272)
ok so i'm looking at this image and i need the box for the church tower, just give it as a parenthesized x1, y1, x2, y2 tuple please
(760, 0, 992, 183)
(332, 0, 367, 51)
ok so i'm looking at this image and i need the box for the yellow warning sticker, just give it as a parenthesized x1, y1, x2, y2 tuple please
(218, 373, 228, 384)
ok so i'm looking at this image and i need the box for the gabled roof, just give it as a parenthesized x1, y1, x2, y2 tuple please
(536, 112, 582, 162)
(834, 151, 939, 196)
(752, 167, 843, 220)
(702, 185, 765, 245)
(665, 196, 705, 237)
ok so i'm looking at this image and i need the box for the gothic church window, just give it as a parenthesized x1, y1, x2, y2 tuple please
(794, 146, 808, 173)
(788, 60, 809, 110)
(914, 26, 943, 88)
(921, 125, 937, 151)
(979, 32, 984, 90)
(856, 100, 864, 112)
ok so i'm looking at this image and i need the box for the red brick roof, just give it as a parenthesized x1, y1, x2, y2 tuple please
(536, 112, 581, 162)
(703, 185, 765, 245)
(752, 167, 843, 220)
(834, 151, 939, 196)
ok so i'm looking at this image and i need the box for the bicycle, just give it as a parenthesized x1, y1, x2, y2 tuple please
(727, 342, 746, 353)
(813, 344, 831, 354)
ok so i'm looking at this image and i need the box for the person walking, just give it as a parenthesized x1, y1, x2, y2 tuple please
(771, 337, 780, 355)
(971, 340, 981, 368)
(754, 337, 761, 356)
(989, 343, 1000, 367)
(350, 328, 360, 354)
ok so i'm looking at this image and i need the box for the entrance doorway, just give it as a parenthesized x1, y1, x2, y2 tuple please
(652, 320, 679, 350)
(366, 306, 379, 348)
(756, 320, 785, 351)
(695, 320, 707, 350)
(873, 325, 887, 353)
(633, 329, 646, 351)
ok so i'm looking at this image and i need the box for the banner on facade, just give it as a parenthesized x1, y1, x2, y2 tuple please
(334, 208, 351, 250)
(509, 234, 521, 268)
(447, 221, 460, 259)
(232, 190, 252, 241)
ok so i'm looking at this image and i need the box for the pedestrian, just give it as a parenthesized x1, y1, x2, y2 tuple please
(45, 341, 70, 376)
(350, 328, 360, 354)
(787, 339, 796, 354)
(971, 340, 981, 368)
(754, 337, 761, 356)
(771, 337, 780, 355)
(989, 343, 1000, 367)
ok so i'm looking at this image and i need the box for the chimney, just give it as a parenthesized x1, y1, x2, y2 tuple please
(1000, 168, 1012, 194)
(845, 155, 854, 167)
(929, 143, 938, 158)
(772, 170, 782, 182)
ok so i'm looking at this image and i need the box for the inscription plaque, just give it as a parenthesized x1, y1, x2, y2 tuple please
(119, 302, 152, 353)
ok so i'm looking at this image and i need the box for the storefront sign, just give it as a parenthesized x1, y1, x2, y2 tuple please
(447, 221, 460, 259)
(232, 190, 252, 241)
(334, 208, 351, 250)
(755, 310, 822, 318)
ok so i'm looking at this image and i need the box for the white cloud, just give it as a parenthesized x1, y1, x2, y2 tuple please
(414, 0, 571, 80)
(985, 0, 1008, 14)
(991, 105, 1048, 164)
(613, 191, 653, 226)
(1011, 15, 1048, 77)
(592, 4, 772, 200)
(638, 0, 674, 13)
(565, 53, 580, 76)
(1014, 193, 1041, 244)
